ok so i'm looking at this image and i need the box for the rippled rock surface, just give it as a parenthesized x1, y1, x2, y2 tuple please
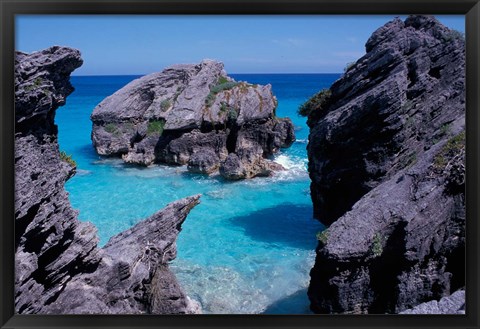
(306, 16, 465, 313)
(91, 60, 295, 179)
(15, 46, 200, 314)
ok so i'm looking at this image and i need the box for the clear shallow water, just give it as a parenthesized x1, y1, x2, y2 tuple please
(56, 73, 340, 314)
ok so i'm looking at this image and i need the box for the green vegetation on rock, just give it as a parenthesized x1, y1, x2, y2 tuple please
(298, 88, 332, 117)
(160, 99, 171, 111)
(433, 131, 465, 170)
(24, 77, 45, 92)
(371, 233, 383, 257)
(104, 123, 118, 134)
(147, 120, 165, 136)
(205, 77, 240, 107)
(33, 77, 43, 87)
(227, 108, 238, 121)
(217, 76, 229, 85)
(220, 102, 238, 122)
(60, 151, 77, 167)
(439, 123, 451, 137)
(316, 229, 329, 244)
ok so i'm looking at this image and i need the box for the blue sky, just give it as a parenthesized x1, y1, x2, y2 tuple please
(16, 15, 464, 75)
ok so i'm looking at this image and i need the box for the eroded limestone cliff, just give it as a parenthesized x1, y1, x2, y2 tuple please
(306, 15, 465, 314)
(15, 46, 200, 314)
(91, 60, 295, 180)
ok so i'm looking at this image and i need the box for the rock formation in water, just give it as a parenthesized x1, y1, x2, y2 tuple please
(15, 46, 200, 314)
(90, 60, 295, 180)
(305, 16, 465, 314)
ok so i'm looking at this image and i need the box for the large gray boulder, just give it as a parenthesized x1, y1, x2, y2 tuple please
(306, 16, 465, 314)
(15, 46, 201, 314)
(91, 60, 295, 179)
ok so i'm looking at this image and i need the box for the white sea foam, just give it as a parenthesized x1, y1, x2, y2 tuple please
(272, 154, 308, 181)
(275, 154, 301, 170)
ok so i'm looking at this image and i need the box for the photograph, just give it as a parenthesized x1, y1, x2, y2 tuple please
(12, 12, 467, 317)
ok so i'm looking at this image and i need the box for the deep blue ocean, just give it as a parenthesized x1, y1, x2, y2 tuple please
(56, 73, 340, 314)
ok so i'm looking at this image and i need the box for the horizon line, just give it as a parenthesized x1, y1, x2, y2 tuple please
(72, 72, 344, 77)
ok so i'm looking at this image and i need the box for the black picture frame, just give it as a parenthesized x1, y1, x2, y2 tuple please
(1, 0, 479, 328)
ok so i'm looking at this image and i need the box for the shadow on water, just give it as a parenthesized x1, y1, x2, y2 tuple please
(227, 203, 324, 250)
(74, 143, 103, 162)
(262, 289, 313, 314)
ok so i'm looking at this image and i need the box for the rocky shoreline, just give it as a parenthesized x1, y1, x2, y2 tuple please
(14, 15, 466, 316)
(306, 15, 465, 314)
(91, 60, 295, 180)
(15, 46, 200, 314)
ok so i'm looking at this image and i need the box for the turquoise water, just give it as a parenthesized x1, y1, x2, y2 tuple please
(56, 73, 340, 314)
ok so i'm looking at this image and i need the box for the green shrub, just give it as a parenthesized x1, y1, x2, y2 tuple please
(60, 151, 77, 167)
(147, 120, 165, 136)
(205, 78, 239, 107)
(316, 229, 329, 244)
(227, 108, 238, 121)
(298, 88, 332, 117)
(160, 99, 171, 111)
(439, 123, 451, 136)
(217, 76, 229, 85)
(371, 233, 383, 257)
(220, 102, 228, 112)
(433, 131, 465, 170)
(210, 81, 239, 94)
(219, 102, 238, 122)
(104, 123, 118, 134)
(24, 77, 45, 92)
(33, 77, 43, 87)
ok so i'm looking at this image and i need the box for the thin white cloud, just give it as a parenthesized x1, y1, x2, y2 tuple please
(346, 37, 359, 44)
(272, 38, 307, 47)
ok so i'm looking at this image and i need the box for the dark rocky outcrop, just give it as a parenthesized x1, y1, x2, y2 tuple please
(306, 16, 465, 313)
(15, 46, 200, 314)
(400, 290, 465, 314)
(91, 60, 295, 179)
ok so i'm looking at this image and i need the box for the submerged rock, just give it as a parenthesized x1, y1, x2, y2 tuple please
(91, 60, 295, 179)
(15, 46, 201, 314)
(306, 16, 465, 313)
